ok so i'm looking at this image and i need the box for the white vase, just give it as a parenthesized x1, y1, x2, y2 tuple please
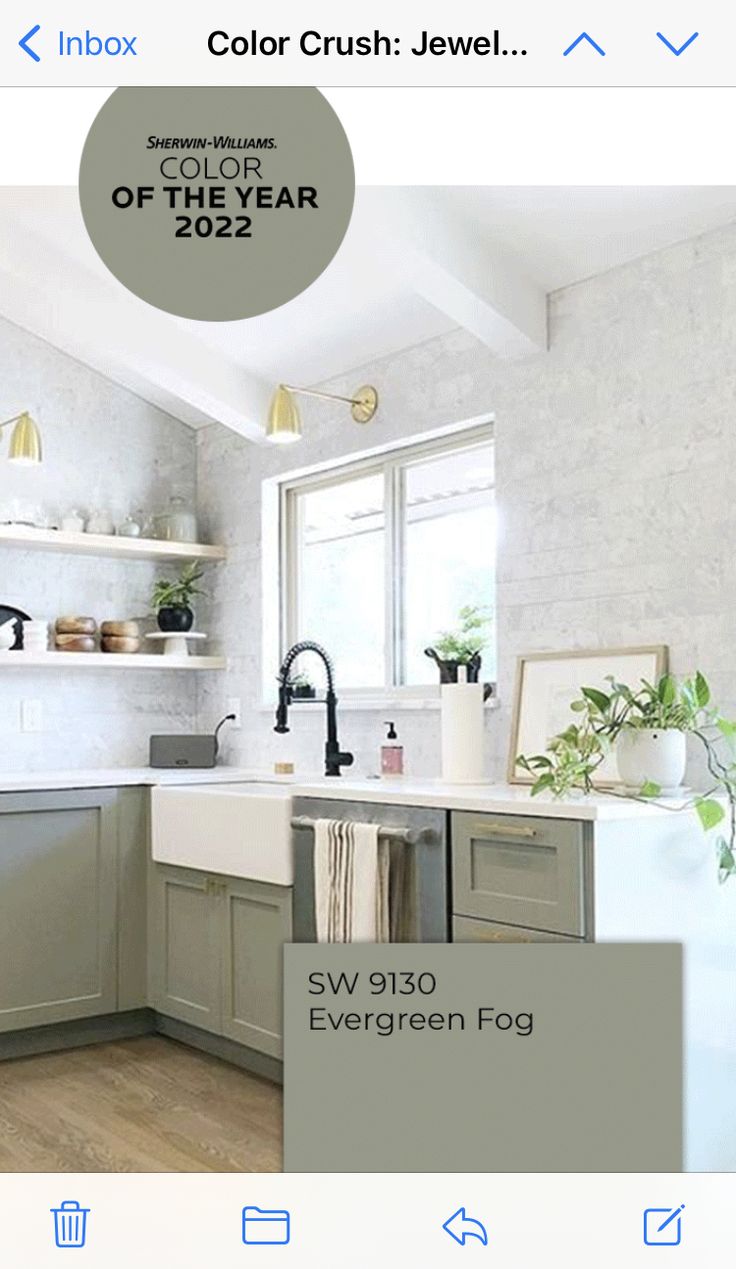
(615, 728, 687, 793)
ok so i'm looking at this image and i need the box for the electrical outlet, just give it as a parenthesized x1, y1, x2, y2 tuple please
(227, 697, 242, 730)
(20, 699, 43, 733)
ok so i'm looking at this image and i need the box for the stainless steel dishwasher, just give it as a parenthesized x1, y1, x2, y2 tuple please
(291, 795, 449, 941)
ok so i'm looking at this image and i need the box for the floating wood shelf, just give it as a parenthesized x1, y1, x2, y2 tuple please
(0, 652, 225, 671)
(0, 524, 226, 563)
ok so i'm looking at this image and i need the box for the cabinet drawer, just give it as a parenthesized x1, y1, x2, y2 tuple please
(453, 915, 584, 944)
(452, 811, 586, 936)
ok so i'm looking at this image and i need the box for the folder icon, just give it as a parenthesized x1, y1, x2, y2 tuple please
(242, 1205, 291, 1245)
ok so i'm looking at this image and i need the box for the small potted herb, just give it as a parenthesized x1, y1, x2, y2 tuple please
(290, 672, 316, 700)
(425, 604, 491, 685)
(151, 562, 205, 632)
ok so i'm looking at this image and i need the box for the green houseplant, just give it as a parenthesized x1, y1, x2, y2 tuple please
(516, 671, 736, 882)
(425, 604, 491, 684)
(289, 671, 316, 700)
(151, 562, 205, 632)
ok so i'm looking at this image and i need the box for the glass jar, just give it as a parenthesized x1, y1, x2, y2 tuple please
(116, 512, 143, 538)
(86, 508, 115, 535)
(153, 496, 198, 543)
(61, 509, 86, 533)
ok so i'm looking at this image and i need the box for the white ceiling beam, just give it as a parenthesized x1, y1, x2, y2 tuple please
(373, 189, 548, 355)
(0, 217, 271, 439)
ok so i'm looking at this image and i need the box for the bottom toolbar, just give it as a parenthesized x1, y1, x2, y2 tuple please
(0, 1173, 728, 1267)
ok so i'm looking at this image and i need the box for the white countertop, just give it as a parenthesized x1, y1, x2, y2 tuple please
(0, 767, 257, 793)
(288, 777, 683, 820)
(0, 767, 684, 819)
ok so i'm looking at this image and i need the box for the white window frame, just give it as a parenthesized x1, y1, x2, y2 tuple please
(269, 419, 494, 708)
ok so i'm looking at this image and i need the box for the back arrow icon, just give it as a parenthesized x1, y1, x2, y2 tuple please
(19, 24, 41, 62)
(442, 1207, 489, 1246)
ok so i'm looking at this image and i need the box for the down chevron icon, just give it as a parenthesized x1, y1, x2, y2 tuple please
(656, 31, 699, 56)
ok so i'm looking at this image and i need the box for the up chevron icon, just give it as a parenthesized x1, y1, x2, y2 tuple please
(563, 32, 606, 57)
(656, 31, 699, 56)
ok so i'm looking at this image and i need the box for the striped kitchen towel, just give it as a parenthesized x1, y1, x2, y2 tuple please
(314, 818, 390, 942)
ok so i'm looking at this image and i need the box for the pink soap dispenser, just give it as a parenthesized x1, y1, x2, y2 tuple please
(381, 721, 404, 777)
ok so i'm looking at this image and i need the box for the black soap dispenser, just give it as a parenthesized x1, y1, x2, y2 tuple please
(381, 721, 404, 777)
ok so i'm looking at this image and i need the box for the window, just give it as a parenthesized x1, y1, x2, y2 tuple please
(279, 425, 495, 696)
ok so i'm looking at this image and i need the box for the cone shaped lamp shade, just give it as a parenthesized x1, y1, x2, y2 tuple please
(266, 386, 302, 444)
(8, 412, 42, 465)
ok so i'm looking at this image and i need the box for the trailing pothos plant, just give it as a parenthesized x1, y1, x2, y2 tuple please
(516, 671, 736, 883)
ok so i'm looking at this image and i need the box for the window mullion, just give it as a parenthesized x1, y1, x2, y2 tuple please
(382, 464, 394, 690)
(384, 457, 405, 688)
(284, 489, 301, 655)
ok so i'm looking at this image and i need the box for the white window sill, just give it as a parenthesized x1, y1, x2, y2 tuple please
(257, 693, 499, 713)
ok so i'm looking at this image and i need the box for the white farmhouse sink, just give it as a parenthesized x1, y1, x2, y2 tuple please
(151, 782, 294, 885)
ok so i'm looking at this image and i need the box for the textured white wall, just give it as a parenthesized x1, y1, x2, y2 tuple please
(197, 219, 736, 781)
(0, 315, 199, 770)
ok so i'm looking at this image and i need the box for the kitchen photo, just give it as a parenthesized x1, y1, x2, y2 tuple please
(1, 184, 736, 1172)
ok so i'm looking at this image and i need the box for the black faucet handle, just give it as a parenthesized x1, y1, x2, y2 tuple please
(324, 745, 354, 776)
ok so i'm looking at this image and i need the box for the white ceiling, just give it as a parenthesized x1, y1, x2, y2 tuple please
(0, 186, 735, 439)
(427, 186, 736, 291)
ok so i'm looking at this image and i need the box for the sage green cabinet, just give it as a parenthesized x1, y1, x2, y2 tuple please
(116, 787, 149, 1010)
(147, 865, 222, 1034)
(453, 915, 583, 943)
(221, 877, 292, 1057)
(452, 811, 587, 937)
(148, 864, 292, 1057)
(0, 789, 119, 1032)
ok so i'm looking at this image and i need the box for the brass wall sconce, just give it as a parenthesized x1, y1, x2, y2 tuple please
(0, 412, 43, 465)
(266, 383, 379, 444)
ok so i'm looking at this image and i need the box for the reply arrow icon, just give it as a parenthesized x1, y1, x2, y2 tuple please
(442, 1207, 489, 1246)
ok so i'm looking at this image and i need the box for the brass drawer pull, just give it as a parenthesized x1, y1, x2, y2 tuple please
(473, 822, 537, 839)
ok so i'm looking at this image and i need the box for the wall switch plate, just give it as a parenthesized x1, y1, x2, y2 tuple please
(21, 699, 43, 733)
(227, 697, 242, 730)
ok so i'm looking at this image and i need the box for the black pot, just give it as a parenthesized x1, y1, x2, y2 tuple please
(157, 605, 194, 633)
(425, 648, 493, 701)
(291, 684, 317, 700)
(425, 648, 482, 683)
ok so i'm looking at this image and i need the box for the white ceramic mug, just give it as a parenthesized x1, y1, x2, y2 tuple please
(21, 620, 48, 651)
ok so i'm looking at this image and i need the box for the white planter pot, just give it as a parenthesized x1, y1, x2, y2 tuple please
(615, 728, 687, 793)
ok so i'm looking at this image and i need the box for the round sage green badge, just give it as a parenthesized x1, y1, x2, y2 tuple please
(79, 87, 355, 321)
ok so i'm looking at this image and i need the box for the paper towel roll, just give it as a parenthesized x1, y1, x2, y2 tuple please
(441, 682, 485, 783)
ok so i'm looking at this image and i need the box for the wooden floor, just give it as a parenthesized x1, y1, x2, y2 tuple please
(0, 1036, 282, 1172)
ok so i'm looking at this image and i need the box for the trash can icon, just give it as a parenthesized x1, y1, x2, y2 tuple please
(51, 1201, 89, 1248)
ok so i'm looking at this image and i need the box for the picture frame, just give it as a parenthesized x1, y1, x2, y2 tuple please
(507, 645, 669, 785)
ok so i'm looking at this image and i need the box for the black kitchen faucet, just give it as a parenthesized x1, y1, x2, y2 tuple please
(274, 640, 354, 777)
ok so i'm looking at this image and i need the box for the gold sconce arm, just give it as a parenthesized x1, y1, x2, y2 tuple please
(266, 383, 379, 443)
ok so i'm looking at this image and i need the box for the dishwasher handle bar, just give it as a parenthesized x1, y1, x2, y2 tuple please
(291, 815, 436, 847)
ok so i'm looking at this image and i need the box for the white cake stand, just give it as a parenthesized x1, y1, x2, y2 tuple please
(146, 631, 208, 659)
